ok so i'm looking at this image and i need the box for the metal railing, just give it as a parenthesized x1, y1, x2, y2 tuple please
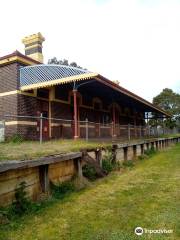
(2, 114, 179, 143)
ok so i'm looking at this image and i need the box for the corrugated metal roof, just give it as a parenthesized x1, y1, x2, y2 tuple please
(20, 64, 90, 87)
(18, 64, 171, 117)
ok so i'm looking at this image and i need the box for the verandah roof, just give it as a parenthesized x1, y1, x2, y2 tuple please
(20, 64, 92, 87)
(19, 64, 171, 117)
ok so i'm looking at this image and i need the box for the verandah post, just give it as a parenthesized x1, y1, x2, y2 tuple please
(85, 118, 88, 141)
(128, 124, 131, 141)
(163, 119, 165, 135)
(139, 125, 142, 138)
(40, 113, 43, 144)
(134, 117, 137, 138)
(112, 103, 116, 138)
(73, 89, 78, 139)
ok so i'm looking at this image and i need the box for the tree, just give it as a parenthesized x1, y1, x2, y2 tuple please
(48, 57, 84, 69)
(152, 88, 180, 129)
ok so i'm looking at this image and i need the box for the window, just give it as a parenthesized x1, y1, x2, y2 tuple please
(93, 98, 102, 110)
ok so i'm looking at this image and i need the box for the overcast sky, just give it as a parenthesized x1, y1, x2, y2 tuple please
(1, 0, 180, 102)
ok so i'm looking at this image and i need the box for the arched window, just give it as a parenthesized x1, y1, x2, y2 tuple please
(93, 98, 102, 110)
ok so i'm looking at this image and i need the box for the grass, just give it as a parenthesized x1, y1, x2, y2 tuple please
(1, 134, 180, 162)
(157, 133, 180, 138)
(0, 140, 112, 161)
(0, 144, 179, 240)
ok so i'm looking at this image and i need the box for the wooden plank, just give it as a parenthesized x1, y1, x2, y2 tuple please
(48, 160, 75, 181)
(0, 152, 82, 173)
(0, 167, 37, 182)
(0, 172, 39, 195)
(0, 183, 40, 207)
(115, 137, 179, 149)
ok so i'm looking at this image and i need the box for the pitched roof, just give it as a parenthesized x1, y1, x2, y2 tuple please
(0, 50, 40, 66)
(20, 64, 91, 87)
(19, 64, 171, 117)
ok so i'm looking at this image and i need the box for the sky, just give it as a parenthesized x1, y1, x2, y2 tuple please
(0, 0, 180, 102)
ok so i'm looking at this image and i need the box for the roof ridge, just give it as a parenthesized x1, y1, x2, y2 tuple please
(0, 50, 41, 64)
(21, 64, 90, 73)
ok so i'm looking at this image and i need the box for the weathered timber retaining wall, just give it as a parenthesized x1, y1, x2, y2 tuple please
(0, 153, 81, 206)
(0, 137, 179, 206)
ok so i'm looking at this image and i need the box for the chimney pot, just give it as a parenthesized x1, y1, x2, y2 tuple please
(22, 33, 45, 63)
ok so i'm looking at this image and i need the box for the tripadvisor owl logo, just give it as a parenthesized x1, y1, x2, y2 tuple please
(135, 227, 144, 236)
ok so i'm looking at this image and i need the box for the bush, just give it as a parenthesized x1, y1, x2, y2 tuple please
(0, 209, 9, 224)
(11, 181, 31, 216)
(82, 164, 97, 181)
(138, 155, 145, 160)
(102, 159, 113, 173)
(2, 180, 77, 221)
(144, 148, 156, 156)
(103, 151, 114, 162)
(122, 160, 134, 168)
(50, 181, 75, 199)
(102, 151, 114, 173)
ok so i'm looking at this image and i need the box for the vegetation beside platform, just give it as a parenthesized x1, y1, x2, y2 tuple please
(0, 140, 111, 161)
(0, 134, 180, 162)
(0, 143, 179, 240)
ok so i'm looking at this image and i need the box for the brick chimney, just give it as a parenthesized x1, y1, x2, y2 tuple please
(22, 32, 45, 63)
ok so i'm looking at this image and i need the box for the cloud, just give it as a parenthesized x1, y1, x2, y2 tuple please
(0, 0, 180, 101)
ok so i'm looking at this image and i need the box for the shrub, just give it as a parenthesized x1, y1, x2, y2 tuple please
(82, 164, 97, 181)
(138, 155, 145, 160)
(50, 181, 75, 199)
(102, 151, 114, 173)
(122, 160, 134, 168)
(0, 209, 9, 224)
(102, 159, 113, 173)
(144, 148, 156, 156)
(103, 151, 114, 162)
(11, 181, 31, 216)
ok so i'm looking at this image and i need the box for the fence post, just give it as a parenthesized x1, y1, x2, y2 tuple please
(128, 124, 130, 141)
(85, 118, 88, 142)
(40, 113, 43, 144)
(111, 121, 114, 138)
(148, 125, 150, 137)
(0, 120, 5, 143)
(162, 121, 165, 135)
(157, 125, 159, 137)
(139, 125, 142, 138)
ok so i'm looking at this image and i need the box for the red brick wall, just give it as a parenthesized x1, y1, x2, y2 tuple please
(0, 63, 19, 93)
(0, 94, 18, 119)
(17, 125, 37, 140)
(0, 63, 20, 119)
(18, 94, 38, 116)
